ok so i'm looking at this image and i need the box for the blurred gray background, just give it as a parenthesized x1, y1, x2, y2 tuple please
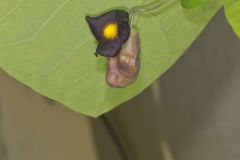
(0, 9, 240, 160)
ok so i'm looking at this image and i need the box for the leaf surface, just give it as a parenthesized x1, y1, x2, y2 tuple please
(181, 0, 202, 9)
(0, 0, 222, 117)
(224, 0, 240, 38)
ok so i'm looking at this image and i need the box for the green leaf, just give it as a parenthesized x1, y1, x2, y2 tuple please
(181, 0, 203, 9)
(224, 0, 240, 38)
(0, 0, 222, 117)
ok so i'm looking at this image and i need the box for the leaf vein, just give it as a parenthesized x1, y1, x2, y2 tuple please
(0, 0, 25, 23)
(8, 0, 70, 46)
(24, 36, 92, 80)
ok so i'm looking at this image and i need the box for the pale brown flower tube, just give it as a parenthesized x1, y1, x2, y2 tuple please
(106, 30, 140, 88)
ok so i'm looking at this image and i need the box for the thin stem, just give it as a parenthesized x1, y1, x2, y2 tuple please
(100, 115, 129, 160)
(129, 0, 167, 28)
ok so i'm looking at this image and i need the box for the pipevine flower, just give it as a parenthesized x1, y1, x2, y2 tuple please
(86, 9, 130, 57)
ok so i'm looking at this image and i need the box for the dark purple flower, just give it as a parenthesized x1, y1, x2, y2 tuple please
(86, 9, 130, 57)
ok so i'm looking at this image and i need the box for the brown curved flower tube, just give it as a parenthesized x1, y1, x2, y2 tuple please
(106, 30, 140, 88)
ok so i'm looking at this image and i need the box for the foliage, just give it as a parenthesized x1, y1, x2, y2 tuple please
(181, 0, 202, 9)
(224, 0, 240, 38)
(0, 0, 232, 117)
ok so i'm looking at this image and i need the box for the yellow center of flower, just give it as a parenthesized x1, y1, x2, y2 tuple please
(103, 23, 118, 39)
